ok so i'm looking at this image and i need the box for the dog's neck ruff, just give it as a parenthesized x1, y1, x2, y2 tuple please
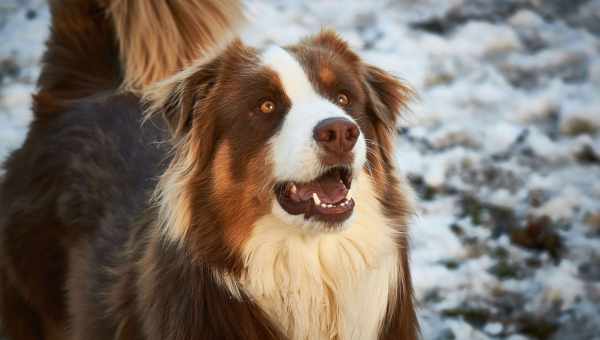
(236, 173, 402, 340)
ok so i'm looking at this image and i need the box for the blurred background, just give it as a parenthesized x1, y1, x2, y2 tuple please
(1, 0, 599, 339)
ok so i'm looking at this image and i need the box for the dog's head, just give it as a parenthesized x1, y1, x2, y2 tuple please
(145, 31, 412, 258)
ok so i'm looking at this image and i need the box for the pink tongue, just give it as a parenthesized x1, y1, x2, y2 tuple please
(296, 173, 348, 204)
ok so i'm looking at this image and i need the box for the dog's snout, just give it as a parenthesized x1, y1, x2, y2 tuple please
(313, 118, 360, 154)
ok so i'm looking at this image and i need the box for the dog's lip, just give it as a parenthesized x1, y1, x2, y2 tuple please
(274, 166, 354, 224)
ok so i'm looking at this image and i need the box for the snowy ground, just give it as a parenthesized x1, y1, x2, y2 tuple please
(2, 0, 600, 339)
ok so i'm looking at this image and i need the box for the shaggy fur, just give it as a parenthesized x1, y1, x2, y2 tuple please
(0, 1, 419, 339)
(106, 0, 245, 91)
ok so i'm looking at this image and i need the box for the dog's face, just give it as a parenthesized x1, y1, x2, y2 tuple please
(263, 44, 369, 229)
(146, 31, 411, 248)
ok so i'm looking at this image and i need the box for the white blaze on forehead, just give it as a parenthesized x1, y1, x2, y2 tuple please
(261, 45, 367, 183)
(261, 46, 316, 102)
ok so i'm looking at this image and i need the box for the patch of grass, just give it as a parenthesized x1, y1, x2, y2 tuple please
(459, 195, 483, 225)
(510, 215, 564, 263)
(491, 246, 509, 260)
(516, 315, 559, 339)
(442, 306, 491, 328)
(562, 117, 598, 136)
(440, 258, 461, 270)
(488, 260, 525, 280)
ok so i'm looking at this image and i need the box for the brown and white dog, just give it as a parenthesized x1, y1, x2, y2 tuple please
(0, 1, 418, 339)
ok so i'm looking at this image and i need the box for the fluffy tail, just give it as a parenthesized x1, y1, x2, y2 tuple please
(107, 0, 245, 91)
(35, 0, 244, 114)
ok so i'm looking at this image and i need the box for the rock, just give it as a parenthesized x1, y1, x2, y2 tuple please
(25, 8, 36, 20)
(440, 258, 461, 270)
(578, 258, 600, 282)
(574, 144, 600, 164)
(0, 58, 20, 84)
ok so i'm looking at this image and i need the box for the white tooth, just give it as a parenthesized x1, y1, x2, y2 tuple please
(291, 184, 297, 194)
(321, 203, 327, 208)
(341, 202, 346, 207)
(328, 204, 334, 208)
(312, 193, 321, 205)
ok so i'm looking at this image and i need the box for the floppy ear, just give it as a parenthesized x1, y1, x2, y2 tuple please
(143, 57, 221, 243)
(363, 65, 413, 130)
(362, 65, 414, 167)
(143, 57, 220, 141)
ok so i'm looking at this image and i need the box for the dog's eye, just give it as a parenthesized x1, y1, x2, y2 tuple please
(336, 93, 350, 106)
(259, 100, 275, 114)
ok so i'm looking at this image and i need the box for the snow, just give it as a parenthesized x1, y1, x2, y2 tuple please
(2, 0, 600, 339)
(0, 83, 33, 162)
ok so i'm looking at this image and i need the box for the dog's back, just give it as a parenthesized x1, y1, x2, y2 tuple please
(0, 1, 243, 339)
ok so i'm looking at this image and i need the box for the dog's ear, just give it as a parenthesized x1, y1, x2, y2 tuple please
(362, 65, 414, 167)
(144, 55, 222, 243)
(362, 65, 413, 130)
(143, 57, 220, 141)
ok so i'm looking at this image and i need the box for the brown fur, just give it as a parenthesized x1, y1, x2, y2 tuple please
(0, 2, 418, 339)
(0, 1, 243, 339)
(292, 30, 418, 339)
(141, 31, 419, 338)
(107, 0, 245, 91)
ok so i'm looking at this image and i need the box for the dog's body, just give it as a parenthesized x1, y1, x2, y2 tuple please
(0, 1, 419, 339)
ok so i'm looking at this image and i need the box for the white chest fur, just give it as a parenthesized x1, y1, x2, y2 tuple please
(238, 175, 403, 340)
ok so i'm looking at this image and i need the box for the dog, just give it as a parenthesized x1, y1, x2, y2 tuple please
(0, 0, 418, 339)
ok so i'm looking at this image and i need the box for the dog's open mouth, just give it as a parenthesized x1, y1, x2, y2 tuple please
(275, 166, 355, 223)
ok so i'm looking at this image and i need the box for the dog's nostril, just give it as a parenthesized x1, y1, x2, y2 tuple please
(313, 118, 360, 154)
(346, 125, 359, 142)
(315, 128, 336, 143)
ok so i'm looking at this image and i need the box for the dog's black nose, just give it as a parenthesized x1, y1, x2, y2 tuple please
(313, 118, 360, 154)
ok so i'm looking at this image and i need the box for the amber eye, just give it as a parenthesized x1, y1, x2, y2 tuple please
(336, 93, 349, 106)
(259, 100, 275, 114)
